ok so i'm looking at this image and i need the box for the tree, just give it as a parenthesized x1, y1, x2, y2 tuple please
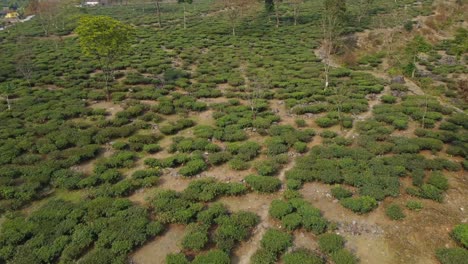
(357, 0, 374, 24)
(404, 35, 431, 78)
(321, 0, 346, 89)
(247, 74, 269, 119)
(0, 82, 14, 111)
(75, 16, 134, 101)
(178, 0, 193, 29)
(154, 0, 162, 28)
(273, 0, 283, 28)
(27, 0, 60, 36)
(289, 0, 304, 26)
(15, 42, 34, 87)
(223, 0, 257, 36)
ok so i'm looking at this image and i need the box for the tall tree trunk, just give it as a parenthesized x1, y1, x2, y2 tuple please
(156, 1, 162, 28)
(6, 95, 11, 111)
(294, 6, 298, 26)
(183, 3, 187, 29)
(274, 3, 280, 27)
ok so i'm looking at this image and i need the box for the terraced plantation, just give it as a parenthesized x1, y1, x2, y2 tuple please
(0, 0, 467, 263)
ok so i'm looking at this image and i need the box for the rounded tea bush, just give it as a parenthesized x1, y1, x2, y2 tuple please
(340, 196, 378, 214)
(385, 204, 405, 220)
(318, 233, 345, 254)
(406, 200, 423, 211)
(260, 229, 293, 255)
(331, 249, 358, 264)
(452, 224, 468, 248)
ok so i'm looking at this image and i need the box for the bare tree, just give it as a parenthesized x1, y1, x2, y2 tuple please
(321, 0, 346, 90)
(289, 0, 304, 26)
(15, 45, 35, 87)
(223, 0, 258, 36)
(357, 0, 374, 24)
(154, 0, 162, 28)
(248, 75, 269, 120)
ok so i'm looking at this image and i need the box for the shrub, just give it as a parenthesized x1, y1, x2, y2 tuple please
(316, 117, 338, 128)
(420, 184, 443, 202)
(179, 159, 207, 177)
(283, 249, 324, 264)
(452, 224, 468, 248)
(254, 159, 281, 176)
(295, 119, 307, 127)
(293, 142, 308, 153)
(192, 249, 230, 264)
(286, 179, 302, 190)
(427, 172, 449, 191)
(340, 196, 378, 214)
(282, 213, 302, 231)
(303, 216, 328, 235)
(385, 204, 405, 220)
(245, 175, 281, 193)
(207, 152, 232, 166)
(269, 200, 293, 219)
(331, 186, 353, 200)
(406, 200, 423, 211)
(229, 158, 250, 170)
(318, 233, 345, 254)
(331, 249, 358, 264)
(381, 95, 397, 104)
(181, 224, 209, 251)
(251, 249, 276, 264)
(435, 248, 468, 264)
(166, 253, 190, 264)
(143, 144, 161, 153)
(260, 229, 293, 255)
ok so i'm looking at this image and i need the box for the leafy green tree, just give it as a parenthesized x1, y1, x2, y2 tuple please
(75, 15, 134, 101)
(404, 35, 431, 78)
(178, 0, 193, 29)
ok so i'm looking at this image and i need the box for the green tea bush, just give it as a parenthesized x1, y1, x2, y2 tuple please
(254, 159, 281, 176)
(192, 249, 230, 264)
(181, 223, 209, 251)
(251, 249, 276, 264)
(331, 186, 353, 200)
(331, 249, 358, 264)
(452, 224, 468, 248)
(427, 171, 449, 191)
(166, 253, 189, 264)
(406, 200, 424, 211)
(340, 196, 378, 214)
(159, 119, 195, 135)
(269, 200, 293, 219)
(179, 159, 207, 177)
(381, 95, 397, 104)
(385, 204, 405, 220)
(229, 158, 250, 170)
(316, 117, 338, 128)
(318, 233, 345, 254)
(260, 229, 293, 255)
(435, 248, 468, 264)
(245, 175, 281, 193)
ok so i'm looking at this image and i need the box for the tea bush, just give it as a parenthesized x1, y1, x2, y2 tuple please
(385, 204, 405, 220)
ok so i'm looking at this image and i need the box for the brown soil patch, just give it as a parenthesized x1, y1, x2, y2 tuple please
(132, 225, 186, 264)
